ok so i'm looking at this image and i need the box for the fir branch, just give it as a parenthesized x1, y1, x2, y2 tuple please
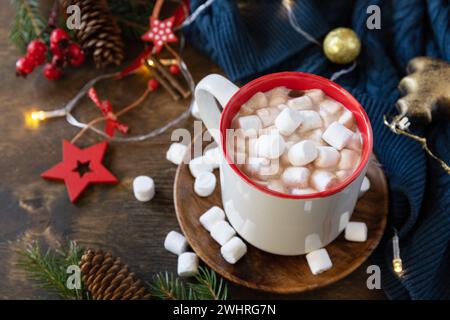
(150, 272, 194, 300)
(190, 267, 229, 300)
(17, 241, 89, 300)
(9, 0, 47, 51)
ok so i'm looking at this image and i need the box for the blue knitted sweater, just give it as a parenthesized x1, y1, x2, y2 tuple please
(185, 0, 450, 299)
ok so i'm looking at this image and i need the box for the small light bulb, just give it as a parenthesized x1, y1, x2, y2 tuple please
(393, 258, 403, 273)
(392, 229, 403, 275)
(147, 59, 155, 67)
(31, 111, 46, 121)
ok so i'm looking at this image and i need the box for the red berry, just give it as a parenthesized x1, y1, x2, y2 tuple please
(16, 56, 35, 77)
(67, 43, 85, 66)
(148, 79, 159, 90)
(169, 64, 181, 75)
(50, 28, 70, 45)
(43, 63, 63, 80)
(27, 40, 47, 65)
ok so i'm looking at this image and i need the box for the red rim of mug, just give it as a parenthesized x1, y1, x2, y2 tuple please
(219, 72, 373, 200)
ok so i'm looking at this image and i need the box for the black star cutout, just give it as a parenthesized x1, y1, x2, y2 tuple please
(73, 160, 92, 178)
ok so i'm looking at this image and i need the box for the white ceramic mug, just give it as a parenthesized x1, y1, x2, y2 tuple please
(195, 72, 373, 255)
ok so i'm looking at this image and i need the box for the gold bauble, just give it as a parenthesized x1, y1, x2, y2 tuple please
(323, 28, 361, 64)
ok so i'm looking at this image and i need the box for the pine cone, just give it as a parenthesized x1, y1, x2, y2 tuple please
(64, 0, 125, 68)
(80, 249, 151, 300)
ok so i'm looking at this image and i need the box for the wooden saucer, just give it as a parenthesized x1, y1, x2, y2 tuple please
(174, 134, 388, 294)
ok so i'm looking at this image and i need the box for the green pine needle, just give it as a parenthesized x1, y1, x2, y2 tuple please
(9, 0, 47, 51)
(150, 272, 194, 300)
(17, 241, 89, 300)
(190, 266, 229, 300)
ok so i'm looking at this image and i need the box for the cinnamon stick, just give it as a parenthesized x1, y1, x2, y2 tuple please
(144, 59, 180, 101)
(149, 57, 191, 99)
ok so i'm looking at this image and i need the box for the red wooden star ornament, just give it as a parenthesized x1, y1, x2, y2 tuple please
(42, 140, 118, 202)
(141, 16, 178, 53)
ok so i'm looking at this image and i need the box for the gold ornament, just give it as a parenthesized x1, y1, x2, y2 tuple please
(323, 28, 361, 64)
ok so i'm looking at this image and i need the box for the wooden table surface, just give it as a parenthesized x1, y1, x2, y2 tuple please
(0, 2, 385, 300)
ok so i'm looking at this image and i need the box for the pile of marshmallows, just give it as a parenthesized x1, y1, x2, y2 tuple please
(231, 87, 363, 194)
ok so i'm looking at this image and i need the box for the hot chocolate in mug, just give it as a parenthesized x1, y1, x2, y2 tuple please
(195, 72, 373, 255)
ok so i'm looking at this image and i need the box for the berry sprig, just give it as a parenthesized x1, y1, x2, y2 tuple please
(15, 28, 85, 80)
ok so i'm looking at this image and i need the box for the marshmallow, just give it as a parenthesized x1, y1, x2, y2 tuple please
(338, 108, 355, 129)
(311, 170, 339, 192)
(345, 222, 368, 242)
(177, 252, 199, 277)
(338, 149, 360, 170)
(191, 100, 201, 120)
(194, 172, 216, 197)
(240, 92, 267, 115)
(319, 110, 338, 128)
(301, 128, 325, 146)
(259, 125, 278, 136)
(256, 107, 280, 127)
(236, 115, 263, 133)
(267, 86, 289, 107)
(164, 231, 188, 255)
(305, 89, 325, 105)
(287, 95, 314, 110)
(336, 169, 352, 181)
(133, 176, 155, 202)
(306, 248, 333, 275)
(277, 104, 288, 110)
(221, 237, 247, 264)
(291, 187, 317, 195)
(297, 110, 322, 133)
(199, 206, 225, 231)
(275, 108, 302, 136)
(359, 176, 371, 198)
(319, 99, 343, 116)
(322, 122, 354, 150)
(281, 167, 311, 188)
(166, 143, 187, 165)
(267, 179, 286, 193)
(248, 138, 259, 157)
(346, 132, 362, 151)
(204, 147, 222, 169)
(245, 157, 270, 176)
(314, 146, 340, 168)
(288, 140, 318, 166)
(210, 221, 236, 246)
(189, 156, 213, 178)
(257, 132, 286, 159)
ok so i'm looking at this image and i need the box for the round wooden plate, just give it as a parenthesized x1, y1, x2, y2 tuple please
(174, 134, 388, 294)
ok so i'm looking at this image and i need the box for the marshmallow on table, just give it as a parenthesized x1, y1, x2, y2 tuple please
(164, 231, 188, 255)
(166, 143, 187, 165)
(322, 122, 354, 150)
(291, 187, 317, 195)
(257, 132, 286, 159)
(199, 206, 225, 231)
(236, 115, 263, 133)
(221, 237, 247, 264)
(267, 87, 289, 107)
(288, 140, 318, 166)
(240, 92, 267, 115)
(314, 146, 340, 168)
(210, 221, 236, 246)
(177, 252, 199, 277)
(191, 100, 201, 120)
(281, 167, 311, 188)
(189, 156, 213, 178)
(204, 147, 222, 169)
(133, 176, 155, 202)
(305, 89, 325, 105)
(256, 107, 280, 127)
(287, 95, 314, 111)
(194, 172, 216, 197)
(338, 108, 355, 129)
(306, 248, 333, 275)
(359, 176, 371, 198)
(297, 110, 322, 133)
(275, 107, 302, 136)
(311, 170, 339, 192)
(338, 149, 360, 170)
(345, 222, 368, 242)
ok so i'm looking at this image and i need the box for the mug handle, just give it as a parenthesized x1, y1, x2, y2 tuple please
(195, 74, 239, 143)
